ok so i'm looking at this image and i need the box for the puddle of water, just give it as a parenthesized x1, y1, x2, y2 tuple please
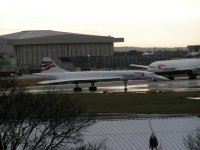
(186, 97, 200, 100)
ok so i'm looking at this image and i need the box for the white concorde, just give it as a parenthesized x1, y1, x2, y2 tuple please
(34, 57, 168, 92)
(130, 58, 200, 80)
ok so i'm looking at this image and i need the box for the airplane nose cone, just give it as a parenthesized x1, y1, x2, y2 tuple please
(156, 75, 169, 81)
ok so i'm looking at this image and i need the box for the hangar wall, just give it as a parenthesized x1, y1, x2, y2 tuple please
(0, 45, 15, 56)
(0, 30, 123, 73)
(15, 43, 113, 67)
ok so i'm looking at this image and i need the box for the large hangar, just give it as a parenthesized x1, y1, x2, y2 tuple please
(0, 30, 124, 70)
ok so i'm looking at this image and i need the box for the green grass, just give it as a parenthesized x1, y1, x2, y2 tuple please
(14, 77, 200, 114)
(70, 91, 200, 114)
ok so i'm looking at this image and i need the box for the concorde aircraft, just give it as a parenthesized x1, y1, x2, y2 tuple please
(34, 57, 168, 92)
(130, 58, 200, 80)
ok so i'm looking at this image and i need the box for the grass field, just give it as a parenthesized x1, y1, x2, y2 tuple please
(15, 77, 200, 114)
(70, 91, 200, 114)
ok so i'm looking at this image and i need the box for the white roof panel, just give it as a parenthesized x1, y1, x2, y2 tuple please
(0, 30, 124, 45)
(0, 30, 72, 39)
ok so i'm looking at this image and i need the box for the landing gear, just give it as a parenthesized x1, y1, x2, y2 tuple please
(124, 87, 127, 92)
(123, 80, 128, 92)
(74, 87, 82, 91)
(89, 82, 97, 91)
(168, 74, 174, 80)
(187, 71, 197, 79)
(89, 86, 97, 91)
(74, 83, 82, 92)
(189, 75, 197, 79)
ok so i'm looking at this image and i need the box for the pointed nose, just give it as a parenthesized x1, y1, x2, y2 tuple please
(155, 75, 169, 81)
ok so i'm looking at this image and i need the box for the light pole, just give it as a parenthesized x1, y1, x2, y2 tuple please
(87, 54, 90, 70)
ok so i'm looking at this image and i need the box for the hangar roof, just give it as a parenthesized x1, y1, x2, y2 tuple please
(0, 30, 124, 45)
(79, 116, 200, 150)
(0, 30, 81, 39)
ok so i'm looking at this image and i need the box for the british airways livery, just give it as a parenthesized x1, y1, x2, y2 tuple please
(35, 57, 168, 91)
(131, 58, 200, 80)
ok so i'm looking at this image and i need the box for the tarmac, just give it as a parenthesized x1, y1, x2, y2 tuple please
(24, 75, 200, 93)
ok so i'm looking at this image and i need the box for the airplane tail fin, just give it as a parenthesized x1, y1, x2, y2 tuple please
(41, 57, 67, 73)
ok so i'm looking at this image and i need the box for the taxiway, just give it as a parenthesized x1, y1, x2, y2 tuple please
(27, 76, 200, 93)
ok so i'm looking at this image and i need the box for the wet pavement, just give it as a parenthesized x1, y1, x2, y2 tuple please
(27, 76, 200, 93)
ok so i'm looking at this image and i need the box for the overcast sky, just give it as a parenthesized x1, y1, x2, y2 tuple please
(0, 0, 200, 47)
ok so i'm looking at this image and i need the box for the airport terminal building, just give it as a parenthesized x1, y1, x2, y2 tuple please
(0, 30, 124, 73)
(187, 45, 200, 58)
(187, 45, 200, 53)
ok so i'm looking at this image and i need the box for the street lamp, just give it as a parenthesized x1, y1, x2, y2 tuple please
(87, 54, 91, 70)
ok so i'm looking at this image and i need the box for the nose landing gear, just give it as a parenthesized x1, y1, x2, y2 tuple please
(123, 80, 128, 92)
